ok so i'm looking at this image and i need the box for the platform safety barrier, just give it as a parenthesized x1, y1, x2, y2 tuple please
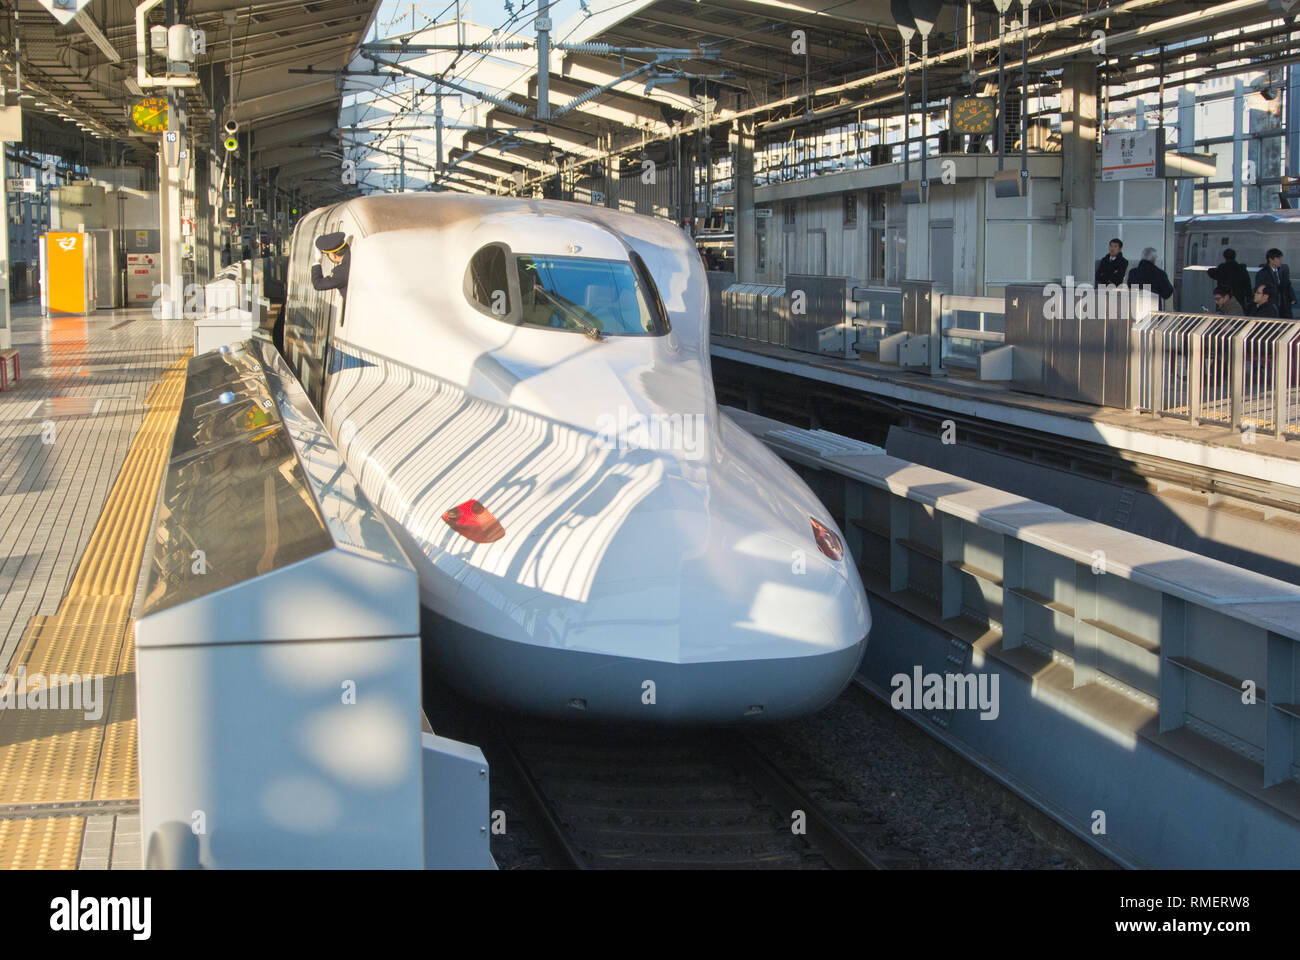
(727, 405, 1300, 867)
(134, 338, 493, 869)
(1136, 310, 1300, 440)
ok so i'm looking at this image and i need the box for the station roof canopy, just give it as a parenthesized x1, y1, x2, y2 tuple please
(0, 0, 1292, 202)
(339, 0, 1296, 195)
(2, 0, 382, 204)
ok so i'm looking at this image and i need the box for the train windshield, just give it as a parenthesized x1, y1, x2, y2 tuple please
(515, 254, 669, 337)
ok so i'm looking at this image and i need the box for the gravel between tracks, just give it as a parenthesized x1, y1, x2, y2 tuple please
(744, 683, 1113, 869)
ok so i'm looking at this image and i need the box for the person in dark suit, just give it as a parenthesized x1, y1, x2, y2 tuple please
(1255, 249, 1295, 319)
(311, 232, 350, 294)
(1127, 247, 1175, 303)
(1095, 238, 1128, 286)
(1252, 281, 1280, 318)
(1208, 248, 1251, 307)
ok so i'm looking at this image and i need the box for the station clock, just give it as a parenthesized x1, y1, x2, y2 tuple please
(130, 95, 169, 134)
(950, 96, 996, 136)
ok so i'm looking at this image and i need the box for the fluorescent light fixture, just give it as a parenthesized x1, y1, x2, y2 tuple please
(72, 9, 121, 64)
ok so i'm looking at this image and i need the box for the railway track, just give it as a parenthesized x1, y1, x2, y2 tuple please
(485, 718, 895, 870)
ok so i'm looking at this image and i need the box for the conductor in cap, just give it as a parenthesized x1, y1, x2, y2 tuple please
(311, 232, 350, 293)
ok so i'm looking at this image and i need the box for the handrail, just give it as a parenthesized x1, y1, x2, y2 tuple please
(1136, 310, 1300, 440)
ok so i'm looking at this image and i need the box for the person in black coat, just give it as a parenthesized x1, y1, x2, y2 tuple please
(1126, 248, 1175, 303)
(310, 232, 350, 294)
(1208, 248, 1251, 307)
(1255, 249, 1295, 319)
(1251, 281, 1280, 318)
(1095, 238, 1128, 286)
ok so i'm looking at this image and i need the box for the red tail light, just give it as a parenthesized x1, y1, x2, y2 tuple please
(810, 517, 844, 562)
(442, 499, 505, 543)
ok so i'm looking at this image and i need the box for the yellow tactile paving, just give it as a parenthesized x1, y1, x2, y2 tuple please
(0, 817, 85, 870)
(0, 354, 188, 865)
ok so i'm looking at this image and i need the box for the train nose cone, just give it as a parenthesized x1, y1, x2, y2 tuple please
(534, 466, 870, 721)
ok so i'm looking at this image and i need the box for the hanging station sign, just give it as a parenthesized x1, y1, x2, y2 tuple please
(1101, 130, 1163, 181)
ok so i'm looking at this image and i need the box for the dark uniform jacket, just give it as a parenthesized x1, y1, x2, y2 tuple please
(1254, 263, 1294, 319)
(1208, 260, 1251, 307)
(1253, 299, 1280, 318)
(1126, 259, 1174, 301)
(311, 250, 350, 293)
(1095, 254, 1128, 286)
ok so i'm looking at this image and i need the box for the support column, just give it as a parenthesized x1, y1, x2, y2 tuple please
(1060, 56, 1098, 284)
(730, 120, 755, 282)
(1232, 78, 1244, 213)
(158, 91, 184, 319)
(0, 125, 10, 350)
(1288, 64, 1300, 179)
(604, 134, 619, 210)
(1177, 88, 1195, 215)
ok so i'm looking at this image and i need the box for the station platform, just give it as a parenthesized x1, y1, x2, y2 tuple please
(711, 335, 1300, 489)
(0, 303, 192, 869)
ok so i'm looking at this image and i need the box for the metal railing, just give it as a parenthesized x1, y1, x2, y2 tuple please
(940, 294, 1005, 369)
(729, 405, 1300, 866)
(1136, 311, 1300, 439)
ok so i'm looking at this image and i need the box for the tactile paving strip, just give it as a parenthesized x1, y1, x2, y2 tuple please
(0, 816, 84, 871)
(0, 354, 187, 867)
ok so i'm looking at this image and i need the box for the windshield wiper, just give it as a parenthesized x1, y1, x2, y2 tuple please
(533, 285, 604, 341)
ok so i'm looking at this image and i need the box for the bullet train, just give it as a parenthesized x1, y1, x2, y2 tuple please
(281, 194, 870, 723)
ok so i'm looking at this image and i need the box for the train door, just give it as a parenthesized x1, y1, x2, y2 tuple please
(283, 209, 324, 383)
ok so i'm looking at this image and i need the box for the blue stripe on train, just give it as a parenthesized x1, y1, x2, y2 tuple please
(328, 344, 377, 374)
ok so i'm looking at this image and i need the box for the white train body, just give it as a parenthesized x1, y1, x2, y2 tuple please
(284, 195, 869, 722)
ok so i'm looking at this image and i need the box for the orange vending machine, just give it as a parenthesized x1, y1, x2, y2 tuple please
(40, 231, 97, 315)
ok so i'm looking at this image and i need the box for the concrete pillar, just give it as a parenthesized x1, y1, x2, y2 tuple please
(1288, 65, 1300, 179)
(155, 87, 187, 318)
(731, 120, 755, 282)
(1177, 88, 1195, 215)
(0, 134, 10, 350)
(1233, 78, 1244, 213)
(604, 133, 619, 210)
(1060, 56, 1098, 284)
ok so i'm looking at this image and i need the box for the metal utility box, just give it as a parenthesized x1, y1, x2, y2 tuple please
(1005, 282, 1132, 409)
(898, 279, 943, 375)
(784, 274, 852, 354)
(89, 229, 120, 308)
(126, 253, 159, 304)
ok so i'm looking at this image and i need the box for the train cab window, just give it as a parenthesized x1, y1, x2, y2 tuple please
(467, 243, 513, 318)
(515, 254, 667, 336)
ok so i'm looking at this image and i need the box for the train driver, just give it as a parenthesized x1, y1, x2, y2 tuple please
(311, 232, 351, 295)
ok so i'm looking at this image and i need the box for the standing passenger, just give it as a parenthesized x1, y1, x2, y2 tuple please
(1095, 238, 1128, 286)
(1127, 248, 1175, 304)
(1208, 248, 1251, 307)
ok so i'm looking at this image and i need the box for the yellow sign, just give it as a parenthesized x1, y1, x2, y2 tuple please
(46, 232, 87, 314)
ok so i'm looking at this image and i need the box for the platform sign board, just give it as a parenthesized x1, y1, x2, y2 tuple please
(36, 0, 94, 26)
(1102, 130, 1162, 181)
